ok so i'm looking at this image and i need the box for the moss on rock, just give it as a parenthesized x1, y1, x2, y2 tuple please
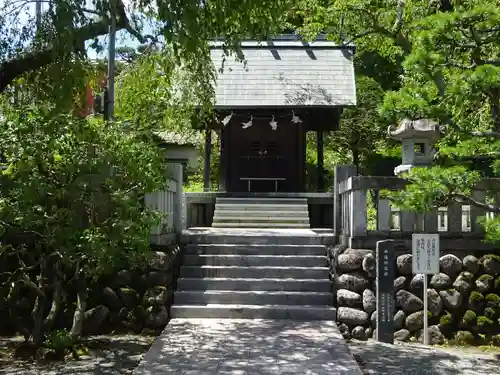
(482, 254, 500, 263)
(478, 274, 494, 283)
(492, 334, 500, 347)
(459, 271, 474, 282)
(484, 307, 496, 320)
(477, 316, 495, 334)
(439, 312, 453, 326)
(454, 330, 476, 345)
(495, 276, 500, 290)
(485, 293, 500, 309)
(462, 310, 477, 325)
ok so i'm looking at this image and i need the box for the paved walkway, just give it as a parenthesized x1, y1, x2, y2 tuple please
(133, 319, 363, 374)
(348, 340, 500, 375)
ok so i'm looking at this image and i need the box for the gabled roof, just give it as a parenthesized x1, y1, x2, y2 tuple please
(210, 37, 356, 109)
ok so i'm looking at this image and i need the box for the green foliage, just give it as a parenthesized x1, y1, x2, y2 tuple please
(44, 329, 75, 352)
(0, 109, 165, 278)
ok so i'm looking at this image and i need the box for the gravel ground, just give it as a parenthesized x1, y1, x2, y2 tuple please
(0, 335, 154, 375)
(347, 339, 500, 375)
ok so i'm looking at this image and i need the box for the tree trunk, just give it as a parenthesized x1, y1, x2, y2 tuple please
(43, 279, 62, 333)
(70, 288, 87, 339)
(29, 275, 46, 346)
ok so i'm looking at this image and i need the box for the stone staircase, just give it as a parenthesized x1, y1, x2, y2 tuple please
(171, 229, 336, 320)
(211, 197, 310, 228)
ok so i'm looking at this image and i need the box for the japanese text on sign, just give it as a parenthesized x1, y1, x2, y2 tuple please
(412, 234, 440, 274)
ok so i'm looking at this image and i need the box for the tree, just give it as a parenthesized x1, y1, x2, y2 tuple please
(0, 0, 295, 93)
(378, 2, 500, 241)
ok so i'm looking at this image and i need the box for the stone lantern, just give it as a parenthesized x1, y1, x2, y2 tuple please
(388, 118, 441, 176)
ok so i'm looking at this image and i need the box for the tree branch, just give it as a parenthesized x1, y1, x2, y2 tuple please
(0, 0, 142, 92)
(453, 192, 500, 213)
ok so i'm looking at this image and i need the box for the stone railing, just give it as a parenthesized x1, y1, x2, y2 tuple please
(334, 166, 500, 250)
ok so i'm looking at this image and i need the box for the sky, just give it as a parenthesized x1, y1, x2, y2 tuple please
(4, 0, 153, 60)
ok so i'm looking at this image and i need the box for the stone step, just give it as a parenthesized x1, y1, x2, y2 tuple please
(177, 278, 331, 292)
(184, 244, 326, 256)
(216, 197, 307, 205)
(213, 210, 310, 217)
(174, 290, 332, 305)
(182, 232, 323, 245)
(179, 266, 329, 279)
(215, 204, 306, 211)
(170, 304, 337, 320)
(183, 254, 327, 267)
(211, 222, 311, 228)
(212, 216, 310, 224)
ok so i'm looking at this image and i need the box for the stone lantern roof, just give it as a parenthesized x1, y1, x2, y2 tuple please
(388, 118, 441, 141)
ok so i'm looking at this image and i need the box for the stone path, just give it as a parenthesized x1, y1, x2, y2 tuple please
(133, 319, 363, 374)
(348, 339, 500, 375)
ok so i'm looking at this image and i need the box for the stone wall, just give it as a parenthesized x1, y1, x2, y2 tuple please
(329, 245, 500, 345)
(0, 246, 183, 337)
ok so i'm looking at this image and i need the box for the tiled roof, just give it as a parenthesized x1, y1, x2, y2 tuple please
(210, 40, 356, 108)
(154, 130, 204, 146)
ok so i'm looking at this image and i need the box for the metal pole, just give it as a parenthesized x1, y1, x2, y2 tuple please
(107, 1, 116, 121)
(35, 1, 42, 27)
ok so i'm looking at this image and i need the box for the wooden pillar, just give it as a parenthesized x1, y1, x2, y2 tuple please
(203, 127, 212, 192)
(316, 130, 324, 192)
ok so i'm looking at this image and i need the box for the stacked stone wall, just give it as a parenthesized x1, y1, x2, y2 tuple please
(328, 245, 500, 345)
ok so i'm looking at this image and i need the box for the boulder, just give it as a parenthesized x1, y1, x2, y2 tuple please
(396, 254, 412, 275)
(475, 275, 493, 293)
(394, 310, 406, 331)
(337, 253, 364, 272)
(394, 276, 407, 292)
(102, 287, 122, 311)
(337, 289, 362, 307)
(416, 325, 445, 345)
(149, 251, 172, 271)
(405, 311, 425, 332)
(409, 274, 425, 298)
(143, 286, 170, 306)
(362, 253, 376, 278)
(427, 288, 443, 317)
(337, 323, 351, 339)
(365, 327, 373, 339)
(371, 310, 377, 328)
(439, 289, 462, 310)
(146, 305, 169, 329)
(467, 291, 485, 312)
(453, 273, 473, 295)
(351, 326, 368, 341)
(462, 255, 480, 275)
(362, 289, 377, 315)
(118, 287, 140, 309)
(439, 254, 463, 277)
(113, 269, 134, 288)
(430, 273, 452, 289)
(83, 305, 110, 335)
(483, 256, 500, 275)
(394, 329, 411, 342)
(142, 271, 173, 288)
(337, 307, 369, 326)
(334, 272, 370, 293)
(328, 244, 347, 268)
(396, 290, 423, 313)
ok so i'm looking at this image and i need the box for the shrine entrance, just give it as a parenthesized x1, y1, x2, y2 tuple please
(223, 116, 304, 193)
